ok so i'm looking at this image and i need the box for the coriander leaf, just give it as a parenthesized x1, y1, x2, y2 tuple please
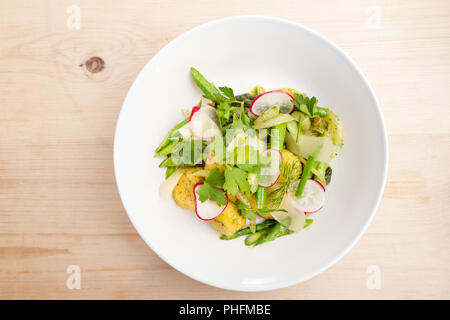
(206, 168, 225, 186)
(195, 182, 228, 206)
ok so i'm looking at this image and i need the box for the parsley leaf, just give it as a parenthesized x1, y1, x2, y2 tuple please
(223, 166, 251, 196)
(205, 168, 225, 186)
(293, 93, 318, 117)
(216, 102, 233, 128)
(196, 182, 228, 206)
(218, 86, 235, 101)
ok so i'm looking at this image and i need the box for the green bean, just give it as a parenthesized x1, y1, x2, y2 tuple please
(220, 220, 276, 240)
(256, 187, 267, 210)
(295, 155, 315, 198)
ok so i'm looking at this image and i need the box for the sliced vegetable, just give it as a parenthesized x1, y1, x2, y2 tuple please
(257, 149, 282, 188)
(293, 179, 325, 213)
(256, 186, 267, 210)
(159, 168, 185, 200)
(252, 114, 294, 130)
(253, 105, 280, 127)
(193, 183, 228, 221)
(189, 111, 221, 140)
(250, 90, 295, 116)
(285, 131, 335, 163)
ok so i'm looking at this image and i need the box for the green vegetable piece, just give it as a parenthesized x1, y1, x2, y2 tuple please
(154, 118, 189, 155)
(245, 228, 270, 246)
(190, 67, 229, 103)
(295, 155, 315, 198)
(256, 187, 267, 210)
(304, 219, 314, 228)
(165, 167, 177, 179)
(272, 123, 286, 151)
(154, 140, 179, 157)
(220, 220, 277, 240)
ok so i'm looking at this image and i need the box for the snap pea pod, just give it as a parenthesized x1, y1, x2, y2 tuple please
(220, 220, 276, 240)
(165, 167, 177, 179)
(158, 157, 177, 168)
(154, 118, 189, 155)
(155, 140, 179, 157)
(256, 186, 267, 210)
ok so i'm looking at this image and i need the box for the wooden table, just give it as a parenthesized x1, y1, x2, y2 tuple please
(1, 0, 449, 299)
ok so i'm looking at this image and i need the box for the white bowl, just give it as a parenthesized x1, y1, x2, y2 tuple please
(114, 16, 388, 291)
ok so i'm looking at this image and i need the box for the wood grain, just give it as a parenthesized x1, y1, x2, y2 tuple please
(0, 0, 449, 299)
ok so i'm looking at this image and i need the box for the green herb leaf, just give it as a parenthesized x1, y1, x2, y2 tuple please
(190, 67, 230, 103)
(223, 166, 251, 196)
(218, 86, 235, 101)
(206, 168, 225, 186)
(293, 93, 318, 117)
(196, 182, 228, 206)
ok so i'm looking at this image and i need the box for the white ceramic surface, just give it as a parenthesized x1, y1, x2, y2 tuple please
(114, 16, 388, 291)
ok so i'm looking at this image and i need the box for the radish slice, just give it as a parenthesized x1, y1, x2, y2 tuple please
(189, 112, 221, 140)
(193, 183, 228, 221)
(177, 122, 192, 139)
(189, 106, 201, 121)
(258, 148, 282, 187)
(189, 104, 218, 124)
(292, 179, 325, 213)
(250, 90, 295, 116)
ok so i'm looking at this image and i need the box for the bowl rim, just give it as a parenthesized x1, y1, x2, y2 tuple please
(113, 15, 389, 292)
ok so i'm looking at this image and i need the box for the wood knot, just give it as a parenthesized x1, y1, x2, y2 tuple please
(85, 56, 104, 73)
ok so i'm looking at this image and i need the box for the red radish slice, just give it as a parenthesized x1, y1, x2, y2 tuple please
(201, 104, 218, 123)
(189, 106, 201, 121)
(189, 111, 221, 140)
(250, 90, 295, 116)
(189, 105, 218, 123)
(292, 179, 325, 213)
(193, 183, 228, 221)
(258, 148, 282, 187)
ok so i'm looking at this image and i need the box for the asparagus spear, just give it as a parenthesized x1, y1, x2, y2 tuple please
(220, 220, 276, 240)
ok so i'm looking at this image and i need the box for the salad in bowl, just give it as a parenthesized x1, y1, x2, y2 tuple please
(155, 67, 343, 246)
